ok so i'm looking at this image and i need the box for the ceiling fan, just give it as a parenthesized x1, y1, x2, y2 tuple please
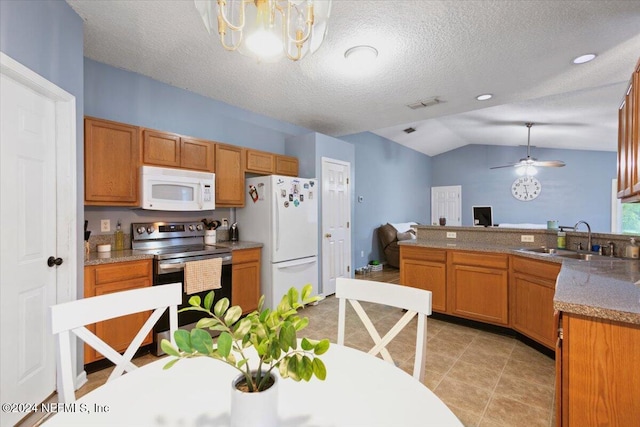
(490, 122, 566, 173)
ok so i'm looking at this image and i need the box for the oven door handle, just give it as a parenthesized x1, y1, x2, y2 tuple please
(158, 256, 233, 272)
(158, 262, 185, 271)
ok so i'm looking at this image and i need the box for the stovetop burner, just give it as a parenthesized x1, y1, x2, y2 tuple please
(131, 221, 232, 260)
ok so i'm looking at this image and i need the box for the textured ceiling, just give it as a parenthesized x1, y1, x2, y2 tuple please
(66, 0, 640, 156)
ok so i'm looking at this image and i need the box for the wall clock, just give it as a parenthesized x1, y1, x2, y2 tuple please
(511, 176, 541, 201)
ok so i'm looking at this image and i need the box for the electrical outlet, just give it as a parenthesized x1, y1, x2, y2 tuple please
(521, 235, 535, 243)
(101, 219, 110, 232)
(446, 232, 457, 239)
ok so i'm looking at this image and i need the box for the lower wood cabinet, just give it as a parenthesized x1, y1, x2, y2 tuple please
(448, 251, 509, 326)
(232, 248, 261, 314)
(83, 259, 153, 364)
(511, 256, 560, 348)
(558, 313, 640, 426)
(399, 246, 446, 312)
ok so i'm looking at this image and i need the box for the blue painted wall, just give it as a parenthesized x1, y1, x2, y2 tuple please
(85, 58, 310, 153)
(340, 132, 432, 266)
(1, 0, 84, 292)
(431, 145, 617, 232)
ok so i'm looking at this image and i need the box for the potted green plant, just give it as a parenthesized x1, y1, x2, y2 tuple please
(160, 284, 329, 426)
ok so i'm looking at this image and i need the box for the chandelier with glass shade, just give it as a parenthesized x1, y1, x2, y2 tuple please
(194, 0, 332, 62)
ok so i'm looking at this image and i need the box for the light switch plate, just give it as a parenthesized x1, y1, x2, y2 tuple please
(521, 235, 535, 243)
(101, 219, 110, 232)
(446, 232, 457, 239)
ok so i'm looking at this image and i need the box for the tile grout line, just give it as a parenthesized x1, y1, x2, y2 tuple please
(474, 339, 516, 427)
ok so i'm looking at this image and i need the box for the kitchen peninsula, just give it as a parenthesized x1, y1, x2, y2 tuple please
(399, 225, 640, 427)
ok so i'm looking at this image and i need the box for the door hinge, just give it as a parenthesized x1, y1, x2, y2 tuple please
(346, 178, 349, 184)
(347, 221, 350, 228)
(347, 266, 350, 273)
(558, 327, 563, 340)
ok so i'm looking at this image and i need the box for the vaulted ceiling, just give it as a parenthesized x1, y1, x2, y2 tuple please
(67, 0, 640, 156)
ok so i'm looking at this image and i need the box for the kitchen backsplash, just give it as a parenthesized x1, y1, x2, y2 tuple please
(84, 206, 235, 250)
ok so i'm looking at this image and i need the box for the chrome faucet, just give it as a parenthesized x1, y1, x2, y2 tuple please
(574, 220, 592, 253)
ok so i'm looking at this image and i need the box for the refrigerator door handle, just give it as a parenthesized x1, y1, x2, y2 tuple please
(275, 257, 317, 269)
(275, 191, 280, 251)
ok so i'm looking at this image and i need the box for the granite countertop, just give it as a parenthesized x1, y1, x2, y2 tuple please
(84, 241, 263, 266)
(399, 239, 640, 325)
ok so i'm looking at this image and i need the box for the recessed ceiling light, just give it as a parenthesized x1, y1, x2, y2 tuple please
(476, 94, 492, 101)
(572, 54, 596, 64)
(344, 45, 378, 63)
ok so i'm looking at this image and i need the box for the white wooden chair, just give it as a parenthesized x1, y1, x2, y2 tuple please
(336, 278, 432, 382)
(50, 283, 182, 403)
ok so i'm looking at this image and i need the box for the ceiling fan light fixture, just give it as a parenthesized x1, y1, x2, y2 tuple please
(572, 53, 596, 64)
(516, 165, 538, 176)
(476, 93, 492, 101)
(490, 122, 566, 171)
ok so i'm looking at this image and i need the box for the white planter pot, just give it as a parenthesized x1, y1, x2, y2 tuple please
(204, 229, 216, 245)
(230, 371, 278, 427)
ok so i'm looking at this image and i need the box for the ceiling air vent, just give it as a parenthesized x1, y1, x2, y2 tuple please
(406, 97, 440, 110)
(403, 127, 416, 134)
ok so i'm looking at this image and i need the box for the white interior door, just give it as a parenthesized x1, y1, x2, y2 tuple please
(1, 53, 76, 426)
(431, 185, 462, 226)
(321, 158, 351, 296)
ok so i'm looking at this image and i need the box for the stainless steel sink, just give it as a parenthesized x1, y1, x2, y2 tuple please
(517, 247, 604, 261)
(557, 252, 595, 261)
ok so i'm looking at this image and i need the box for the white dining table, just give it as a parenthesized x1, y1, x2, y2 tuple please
(43, 344, 462, 426)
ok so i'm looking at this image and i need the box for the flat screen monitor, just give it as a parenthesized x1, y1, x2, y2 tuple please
(472, 206, 493, 227)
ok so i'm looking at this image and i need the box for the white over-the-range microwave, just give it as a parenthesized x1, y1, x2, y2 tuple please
(141, 165, 215, 211)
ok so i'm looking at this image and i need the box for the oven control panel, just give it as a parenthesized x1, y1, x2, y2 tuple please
(132, 221, 206, 241)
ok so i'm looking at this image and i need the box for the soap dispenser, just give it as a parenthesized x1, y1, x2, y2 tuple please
(557, 227, 567, 249)
(114, 220, 124, 251)
(625, 238, 639, 259)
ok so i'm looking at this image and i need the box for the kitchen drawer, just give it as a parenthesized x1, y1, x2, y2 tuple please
(232, 248, 261, 264)
(93, 260, 152, 285)
(512, 256, 561, 281)
(401, 246, 446, 263)
(450, 251, 508, 269)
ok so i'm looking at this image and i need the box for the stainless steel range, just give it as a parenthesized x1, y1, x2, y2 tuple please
(131, 221, 232, 355)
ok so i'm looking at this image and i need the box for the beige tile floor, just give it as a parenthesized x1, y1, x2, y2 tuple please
(25, 268, 556, 427)
(301, 293, 556, 427)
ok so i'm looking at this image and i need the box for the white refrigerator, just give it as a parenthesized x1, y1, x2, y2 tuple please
(236, 175, 318, 310)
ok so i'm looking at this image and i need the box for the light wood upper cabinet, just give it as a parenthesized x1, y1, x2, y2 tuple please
(142, 129, 214, 172)
(83, 259, 153, 364)
(215, 143, 245, 207)
(246, 149, 275, 174)
(232, 248, 261, 314)
(275, 155, 299, 176)
(400, 246, 447, 312)
(181, 137, 215, 172)
(84, 117, 140, 206)
(511, 256, 560, 349)
(246, 150, 299, 177)
(142, 129, 181, 168)
(448, 251, 509, 326)
(617, 57, 640, 202)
